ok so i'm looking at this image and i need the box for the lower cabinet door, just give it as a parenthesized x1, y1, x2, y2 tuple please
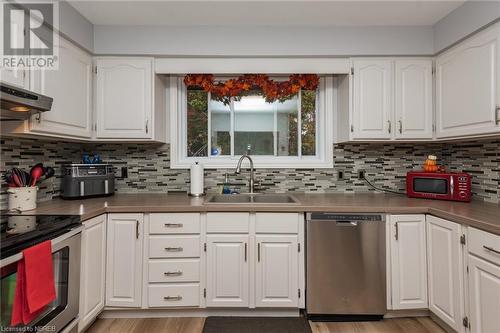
(390, 215, 428, 309)
(105, 214, 144, 307)
(78, 215, 106, 332)
(255, 235, 299, 307)
(426, 216, 465, 332)
(468, 254, 500, 333)
(206, 235, 249, 307)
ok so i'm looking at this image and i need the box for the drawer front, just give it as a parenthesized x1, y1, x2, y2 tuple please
(468, 227, 500, 265)
(149, 235, 200, 258)
(149, 259, 200, 283)
(148, 284, 200, 308)
(256, 213, 299, 233)
(150, 213, 200, 234)
(207, 213, 249, 233)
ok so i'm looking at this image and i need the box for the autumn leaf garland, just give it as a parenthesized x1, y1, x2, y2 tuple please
(184, 74, 320, 105)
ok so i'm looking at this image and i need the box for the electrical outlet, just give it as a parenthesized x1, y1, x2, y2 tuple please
(121, 166, 128, 178)
(358, 170, 365, 179)
(337, 170, 344, 180)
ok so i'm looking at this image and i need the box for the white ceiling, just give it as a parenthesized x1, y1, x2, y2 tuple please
(68, 0, 465, 27)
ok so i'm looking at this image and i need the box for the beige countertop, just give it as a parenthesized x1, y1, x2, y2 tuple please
(19, 193, 500, 235)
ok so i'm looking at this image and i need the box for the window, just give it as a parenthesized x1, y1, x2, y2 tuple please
(171, 76, 333, 168)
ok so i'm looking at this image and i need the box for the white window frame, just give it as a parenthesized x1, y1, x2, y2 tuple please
(169, 75, 333, 169)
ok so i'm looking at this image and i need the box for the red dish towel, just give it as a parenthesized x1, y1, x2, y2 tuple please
(11, 241, 56, 326)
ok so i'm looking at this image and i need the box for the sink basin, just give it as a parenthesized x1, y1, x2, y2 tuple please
(205, 194, 299, 205)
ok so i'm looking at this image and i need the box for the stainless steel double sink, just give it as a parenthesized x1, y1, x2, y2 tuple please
(205, 193, 299, 205)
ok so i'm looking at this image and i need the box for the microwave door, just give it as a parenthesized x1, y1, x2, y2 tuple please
(413, 177, 449, 195)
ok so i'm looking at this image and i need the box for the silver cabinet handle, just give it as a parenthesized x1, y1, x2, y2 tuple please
(244, 243, 247, 262)
(146, 119, 149, 134)
(398, 120, 403, 134)
(483, 245, 500, 255)
(164, 271, 183, 276)
(136, 220, 139, 239)
(164, 247, 183, 252)
(258, 243, 261, 262)
(387, 120, 392, 134)
(496, 106, 500, 125)
(164, 223, 183, 228)
(164, 296, 182, 301)
(395, 222, 399, 241)
(36, 112, 41, 123)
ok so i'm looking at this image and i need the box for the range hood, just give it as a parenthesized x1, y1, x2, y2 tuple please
(1, 82, 53, 120)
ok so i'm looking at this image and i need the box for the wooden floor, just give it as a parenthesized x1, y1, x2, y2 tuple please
(86, 317, 446, 333)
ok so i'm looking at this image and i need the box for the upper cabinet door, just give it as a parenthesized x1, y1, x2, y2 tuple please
(352, 59, 393, 140)
(95, 58, 153, 139)
(394, 59, 433, 140)
(390, 215, 428, 310)
(426, 216, 465, 332)
(255, 235, 299, 308)
(436, 24, 500, 139)
(29, 38, 93, 138)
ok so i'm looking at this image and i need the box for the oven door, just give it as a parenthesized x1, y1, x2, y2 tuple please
(0, 228, 81, 332)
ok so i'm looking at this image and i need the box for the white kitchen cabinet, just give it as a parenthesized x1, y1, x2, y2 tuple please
(390, 215, 428, 309)
(426, 216, 465, 332)
(436, 23, 500, 139)
(394, 59, 433, 140)
(0, 15, 28, 89)
(95, 57, 157, 140)
(351, 59, 393, 140)
(1, 68, 28, 89)
(468, 255, 500, 333)
(29, 37, 93, 138)
(255, 235, 299, 308)
(467, 227, 500, 333)
(78, 215, 106, 332)
(206, 235, 249, 307)
(106, 213, 144, 308)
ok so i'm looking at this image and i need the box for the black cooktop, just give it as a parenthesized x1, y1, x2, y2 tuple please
(0, 214, 81, 259)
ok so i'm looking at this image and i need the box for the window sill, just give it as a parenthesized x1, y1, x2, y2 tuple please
(170, 156, 333, 169)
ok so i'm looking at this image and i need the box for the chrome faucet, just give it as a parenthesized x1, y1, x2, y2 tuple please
(235, 153, 256, 193)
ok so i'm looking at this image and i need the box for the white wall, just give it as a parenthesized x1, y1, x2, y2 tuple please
(93, 25, 434, 56)
(433, 0, 500, 53)
(59, 1, 94, 52)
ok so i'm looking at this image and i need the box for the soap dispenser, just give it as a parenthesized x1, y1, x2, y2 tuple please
(222, 173, 231, 194)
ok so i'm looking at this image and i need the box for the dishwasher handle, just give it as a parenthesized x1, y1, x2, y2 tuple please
(336, 221, 358, 226)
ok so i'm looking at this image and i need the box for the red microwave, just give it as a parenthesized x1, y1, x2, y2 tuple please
(406, 171, 471, 202)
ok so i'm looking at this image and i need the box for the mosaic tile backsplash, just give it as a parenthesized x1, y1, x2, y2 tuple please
(1, 137, 499, 209)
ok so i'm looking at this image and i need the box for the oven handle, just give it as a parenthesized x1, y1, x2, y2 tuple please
(0, 225, 83, 267)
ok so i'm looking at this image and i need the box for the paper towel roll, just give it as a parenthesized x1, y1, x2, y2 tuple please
(190, 162, 204, 196)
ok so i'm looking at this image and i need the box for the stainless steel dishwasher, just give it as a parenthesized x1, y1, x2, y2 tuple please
(306, 213, 386, 321)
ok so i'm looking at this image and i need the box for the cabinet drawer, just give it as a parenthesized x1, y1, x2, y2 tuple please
(149, 259, 200, 283)
(256, 213, 299, 233)
(148, 284, 200, 308)
(207, 213, 249, 233)
(149, 213, 200, 234)
(149, 235, 200, 258)
(468, 227, 500, 265)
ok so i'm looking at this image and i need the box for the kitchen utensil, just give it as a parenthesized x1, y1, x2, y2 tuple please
(44, 166, 55, 179)
(12, 172, 23, 187)
(30, 164, 45, 186)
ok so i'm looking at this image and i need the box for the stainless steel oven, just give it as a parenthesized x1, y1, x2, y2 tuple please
(1, 216, 82, 333)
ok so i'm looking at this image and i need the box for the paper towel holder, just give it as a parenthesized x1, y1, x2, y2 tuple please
(188, 191, 206, 197)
